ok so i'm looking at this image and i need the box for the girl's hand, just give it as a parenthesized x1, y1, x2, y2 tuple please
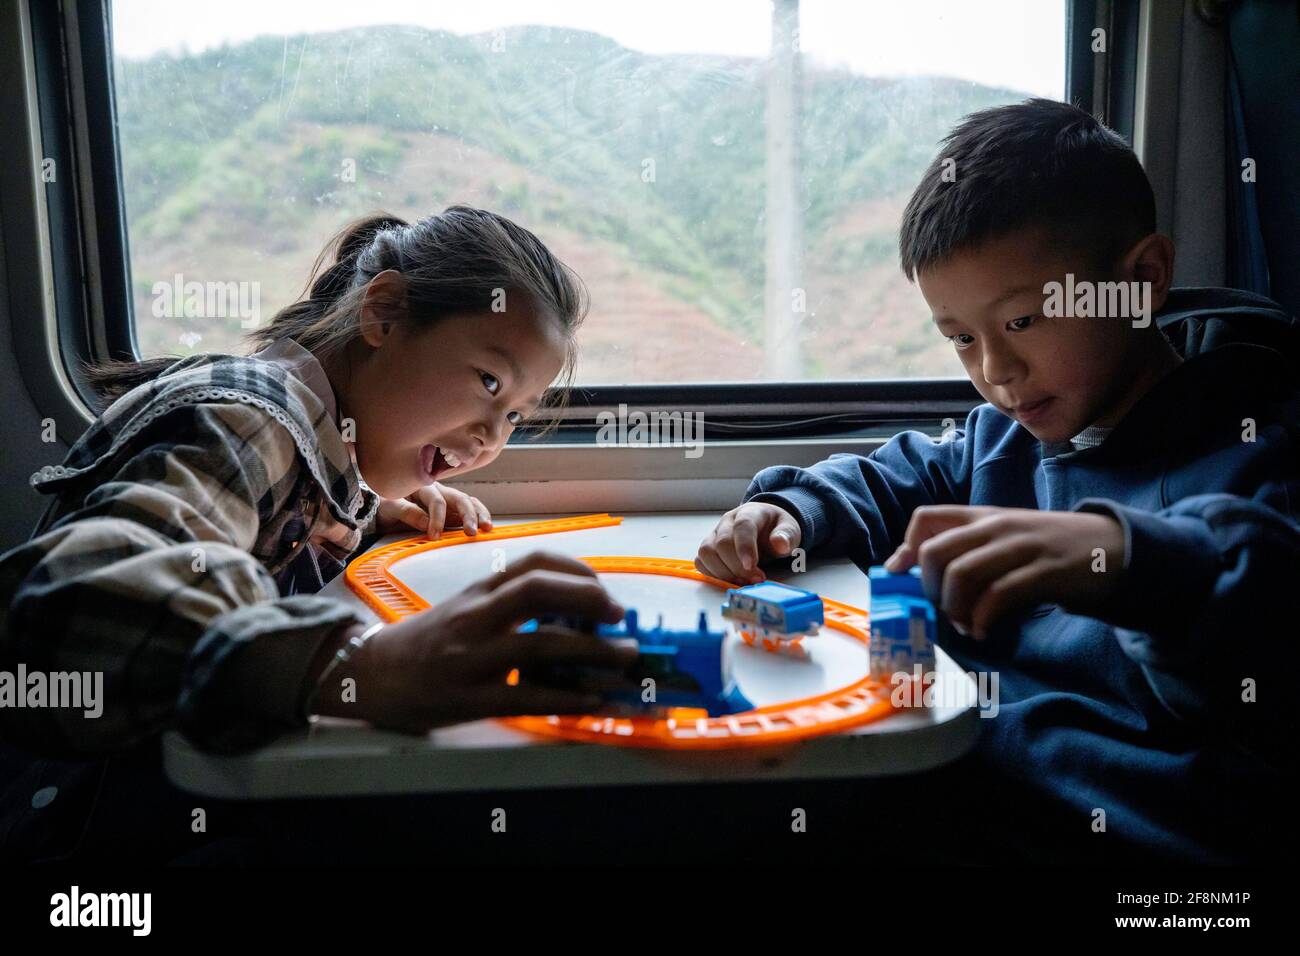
(376, 482, 493, 539)
(338, 551, 636, 732)
(883, 505, 1126, 639)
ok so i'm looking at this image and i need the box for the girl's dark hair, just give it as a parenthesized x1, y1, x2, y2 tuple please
(82, 206, 588, 429)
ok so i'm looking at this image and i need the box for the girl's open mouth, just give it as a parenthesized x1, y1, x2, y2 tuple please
(419, 444, 454, 482)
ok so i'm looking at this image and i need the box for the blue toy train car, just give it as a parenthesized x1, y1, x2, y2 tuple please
(518, 609, 752, 717)
(721, 581, 824, 652)
(867, 566, 936, 678)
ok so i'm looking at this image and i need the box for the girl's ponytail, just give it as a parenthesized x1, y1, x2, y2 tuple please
(243, 213, 410, 357)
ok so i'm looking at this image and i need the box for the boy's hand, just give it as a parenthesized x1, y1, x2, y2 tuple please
(883, 505, 1126, 639)
(695, 502, 802, 584)
(375, 482, 493, 539)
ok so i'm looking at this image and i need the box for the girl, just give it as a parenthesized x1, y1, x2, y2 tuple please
(0, 206, 632, 763)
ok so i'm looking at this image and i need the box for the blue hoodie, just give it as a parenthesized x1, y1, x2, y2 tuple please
(745, 288, 1300, 863)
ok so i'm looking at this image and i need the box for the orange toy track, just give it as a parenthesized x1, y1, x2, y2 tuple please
(345, 513, 626, 620)
(345, 514, 900, 749)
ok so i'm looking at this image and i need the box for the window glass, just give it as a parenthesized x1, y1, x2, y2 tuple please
(111, 0, 1066, 383)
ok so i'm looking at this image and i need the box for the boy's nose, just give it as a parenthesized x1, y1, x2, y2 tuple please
(981, 343, 1024, 387)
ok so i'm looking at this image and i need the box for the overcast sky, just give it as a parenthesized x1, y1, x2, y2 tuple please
(111, 0, 1066, 98)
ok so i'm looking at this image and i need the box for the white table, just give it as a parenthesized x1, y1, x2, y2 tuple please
(163, 513, 981, 798)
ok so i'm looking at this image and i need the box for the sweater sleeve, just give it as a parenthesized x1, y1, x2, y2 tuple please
(0, 401, 365, 756)
(742, 409, 979, 566)
(1073, 491, 1300, 770)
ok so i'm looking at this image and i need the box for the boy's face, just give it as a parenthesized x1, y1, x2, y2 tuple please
(916, 228, 1150, 445)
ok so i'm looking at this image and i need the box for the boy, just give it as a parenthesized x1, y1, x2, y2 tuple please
(697, 99, 1299, 864)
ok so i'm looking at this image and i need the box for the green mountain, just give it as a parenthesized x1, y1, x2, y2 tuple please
(113, 24, 1025, 382)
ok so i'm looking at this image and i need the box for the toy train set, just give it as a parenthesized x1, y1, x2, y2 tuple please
(518, 566, 939, 718)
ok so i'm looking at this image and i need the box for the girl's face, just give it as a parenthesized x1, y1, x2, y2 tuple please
(331, 278, 569, 499)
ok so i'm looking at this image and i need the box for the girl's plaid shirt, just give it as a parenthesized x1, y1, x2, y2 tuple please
(0, 352, 381, 755)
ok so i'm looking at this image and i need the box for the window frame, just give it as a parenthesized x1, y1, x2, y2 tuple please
(30, 0, 1130, 449)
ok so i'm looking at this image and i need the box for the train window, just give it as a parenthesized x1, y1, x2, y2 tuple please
(107, 0, 1066, 387)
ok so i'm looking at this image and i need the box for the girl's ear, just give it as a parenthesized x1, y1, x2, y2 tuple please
(359, 269, 407, 347)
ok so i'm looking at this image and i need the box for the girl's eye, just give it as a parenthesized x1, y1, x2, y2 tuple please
(506, 410, 523, 426)
(1009, 315, 1039, 331)
(946, 333, 976, 348)
(480, 371, 500, 395)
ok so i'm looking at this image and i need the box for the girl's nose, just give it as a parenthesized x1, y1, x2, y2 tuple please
(477, 416, 506, 449)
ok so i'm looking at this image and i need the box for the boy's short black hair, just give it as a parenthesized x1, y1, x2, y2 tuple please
(899, 98, 1157, 280)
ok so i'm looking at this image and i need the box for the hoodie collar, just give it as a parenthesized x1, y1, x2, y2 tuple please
(1043, 342, 1295, 461)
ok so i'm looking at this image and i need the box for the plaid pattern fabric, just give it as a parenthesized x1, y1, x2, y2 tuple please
(0, 353, 380, 755)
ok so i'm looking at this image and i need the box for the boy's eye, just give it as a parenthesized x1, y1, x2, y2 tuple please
(480, 371, 500, 395)
(946, 333, 976, 347)
(506, 410, 523, 426)
(1009, 315, 1039, 331)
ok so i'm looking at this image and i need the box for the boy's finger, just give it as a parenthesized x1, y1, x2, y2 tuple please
(473, 498, 493, 530)
(904, 515, 1003, 606)
(731, 515, 759, 570)
(889, 505, 992, 572)
(769, 513, 800, 555)
(694, 540, 727, 580)
(713, 537, 753, 582)
(968, 562, 1048, 639)
(939, 536, 1039, 634)
(694, 552, 724, 580)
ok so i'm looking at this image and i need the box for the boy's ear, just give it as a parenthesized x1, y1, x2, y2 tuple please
(1122, 234, 1175, 313)
(359, 269, 407, 347)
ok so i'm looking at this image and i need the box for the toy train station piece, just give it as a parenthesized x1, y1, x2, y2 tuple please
(721, 581, 825, 652)
(867, 566, 937, 679)
(519, 609, 752, 718)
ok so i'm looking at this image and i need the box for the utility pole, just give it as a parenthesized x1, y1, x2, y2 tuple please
(765, 0, 803, 379)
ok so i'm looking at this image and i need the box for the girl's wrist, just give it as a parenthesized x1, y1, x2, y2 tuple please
(303, 620, 382, 719)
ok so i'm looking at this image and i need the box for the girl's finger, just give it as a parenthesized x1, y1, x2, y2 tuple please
(424, 491, 448, 539)
(479, 550, 600, 591)
(475, 625, 637, 679)
(436, 487, 478, 535)
(478, 569, 623, 636)
(391, 499, 431, 533)
(471, 497, 493, 531)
